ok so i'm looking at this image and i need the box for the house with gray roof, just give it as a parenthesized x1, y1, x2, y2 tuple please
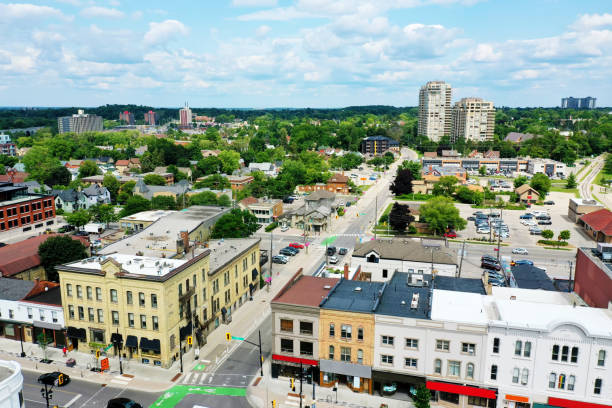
(279, 190, 338, 233)
(82, 184, 111, 208)
(133, 179, 190, 200)
(53, 189, 87, 212)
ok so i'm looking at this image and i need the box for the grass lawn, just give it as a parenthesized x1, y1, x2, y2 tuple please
(549, 186, 580, 197)
(593, 168, 612, 188)
(361, 184, 373, 191)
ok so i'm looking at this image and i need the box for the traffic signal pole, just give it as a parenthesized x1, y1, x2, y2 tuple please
(226, 330, 263, 377)
(258, 330, 263, 377)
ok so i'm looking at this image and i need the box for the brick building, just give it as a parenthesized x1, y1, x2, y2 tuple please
(0, 182, 56, 233)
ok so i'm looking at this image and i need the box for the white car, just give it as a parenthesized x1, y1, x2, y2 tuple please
(328, 255, 339, 264)
(280, 225, 289, 232)
(477, 229, 490, 234)
(512, 248, 529, 255)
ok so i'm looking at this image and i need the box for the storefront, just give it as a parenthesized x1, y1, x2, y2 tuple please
(125, 335, 138, 359)
(536, 397, 612, 408)
(66, 326, 86, 351)
(372, 370, 424, 399)
(426, 380, 497, 408)
(32, 321, 65, 347)
(501, 393, 530, 408)
(319, 359, 372, 394)
(271, 354, 318, 382)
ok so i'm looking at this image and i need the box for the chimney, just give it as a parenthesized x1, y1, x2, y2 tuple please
(180, 230, 190, 253)
(344, 263, 349, 280)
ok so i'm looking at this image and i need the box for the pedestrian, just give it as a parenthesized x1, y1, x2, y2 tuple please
(194, 347, 200, 361)
(62, 346, 67, 357)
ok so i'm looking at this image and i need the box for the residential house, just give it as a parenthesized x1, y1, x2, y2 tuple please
(133, 179, 189, 200)
(201, 150, 221, 158)
(115, 158, 141, 174)
(64, 160, 83, 170)
(248, 162, 278, 177)
(81, 185, 111, 208)
(52, 189, 85, 212)
(240, 198, 283, 224)
(422, 165, 468, 183)
(297, 173, 350, 195)
(279, 190, 337, 233)
(504, 132, 538, 143)
(579, 209, 612, 244)
(515, 184, 540, 204)
(568, 198, 604, 223)
(227, 175, 254, 191)
(146, 170, 174, 185)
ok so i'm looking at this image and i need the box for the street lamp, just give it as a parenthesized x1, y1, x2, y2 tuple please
(19, 325, 25, 357)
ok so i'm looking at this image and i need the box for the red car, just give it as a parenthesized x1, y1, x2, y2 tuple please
(444, 231, 457, 238)
(289, 243, 304, 249)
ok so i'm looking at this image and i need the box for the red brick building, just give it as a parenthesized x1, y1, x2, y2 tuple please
(297, 173, 350, 195)
(0, 182, 56, 232)
(574, 246, 612, 309)
(579, 208, 612, 243)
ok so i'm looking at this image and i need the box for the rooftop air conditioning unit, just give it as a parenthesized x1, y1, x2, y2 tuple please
(411, 293, 420, 309)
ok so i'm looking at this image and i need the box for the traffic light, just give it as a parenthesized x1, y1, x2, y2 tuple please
(225, 332, 231, 342)
(271, 401, 276, 408)
(187, 336, 193, 346)
(95, 349, 100, 359)
(58, 374, 64, 386)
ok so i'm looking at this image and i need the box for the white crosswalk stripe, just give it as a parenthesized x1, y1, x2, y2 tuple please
(285, 401, 299, 407)
(183, 373, 193, 383)
(110, 379, 129, 385)
(199, 374, 208, 384)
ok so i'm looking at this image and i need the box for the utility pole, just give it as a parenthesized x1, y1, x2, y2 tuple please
(299, 361, 303, 408)
(258, 330, 263, 377)
(179, 337, 183, 373)
(458, 240, 466, 278)
(40, 382, 53, 408)
(568, 261, 574, 292)
(488, 206, 492, 243)
(116, 328, 123, 375)
(374, 195, 378, 240)
(269, 229, 273, 281)
(497, 208, 503, 263)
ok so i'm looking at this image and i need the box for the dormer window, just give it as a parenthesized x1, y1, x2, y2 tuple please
(366, 253, 379, 263)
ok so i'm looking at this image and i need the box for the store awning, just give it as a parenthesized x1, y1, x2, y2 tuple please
(111, 333, 123, 346)
(319, 359, 371, 379)
(252, 268, 258, 280)
(505, 394, 529, 403)
(548, 397, 612, 408)
(33, 321, 63, 331)
(139, 337, 150, 349)
(125, 335, 138, 348)
(66, 326, 86, 340)
(272, 354, 318, 366)
(372, 370, 424, 385)
(148, 339, 161, 353)
(426, 381, 496, 399)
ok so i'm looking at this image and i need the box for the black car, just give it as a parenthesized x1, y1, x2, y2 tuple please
(467, 216, 476, 221)
(481, 255, 498, 263)
(544, 200, 555, 205)
(538, 220, 552, 225)
(107, 398, 143, 408)
(58, 225, 76, 233)
(326, 246, 337, 256)
(481, 261, 501, 271)
(38, 371, 70, 387)
(282, 197, 294, 204)
(535, 215, 551, 220)
(338, 247, 348, 255)
(74, 230, 89, 236)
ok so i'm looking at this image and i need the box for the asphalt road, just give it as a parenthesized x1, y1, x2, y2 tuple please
(579, 155, 604, 201)
(22, 369, 161, 408)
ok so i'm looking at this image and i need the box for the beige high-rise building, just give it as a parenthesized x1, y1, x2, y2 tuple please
(451, 97, 495, 143)
(418, 81, 452, 142)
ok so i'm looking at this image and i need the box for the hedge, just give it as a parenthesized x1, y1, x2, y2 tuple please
(265, 222, 278, 232)
(537, 240, 569, 246)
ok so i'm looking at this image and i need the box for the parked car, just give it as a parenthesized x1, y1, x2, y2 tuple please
(326, 246, 337, 256)
(477, 228, 490, 234)
(538, 220, 552, 225)
(272, 255, 288, 264)
(107, 398, 143, 408)
(279, 248, 296, 256)
(529, 228, 542, 235)
(512, 248, 529, 255)
(467, 216, 476, 221)
(514, 259, 534, 265)
(382, 382, 397, 396)
(74, 230, 89, 236)
(444, 231, 457, 238)
(481, 255, 498, 263)
(58, 225, 75, 233)
(280, 225, 289, 232)
(544, 200, 555, 205)
(519, 214, 533, 219)
(338, 247, 348, 255)
(289, 243, 304, 249)
(328, 255, 339, 264)
(38, 372, 70, 387)
(535, 215, 551, 220)
(482, 261, 501, 271)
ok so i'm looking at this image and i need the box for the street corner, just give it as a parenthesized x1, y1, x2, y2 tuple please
(150, 385, 247, 408)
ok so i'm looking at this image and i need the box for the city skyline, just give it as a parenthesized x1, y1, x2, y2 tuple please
(0, 1, 611, 107)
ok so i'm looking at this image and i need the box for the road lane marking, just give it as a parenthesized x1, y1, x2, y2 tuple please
(183, 372, 193, 383)
(65, 394, 82, 407)
(200, 374, 208, 384)
(110, 379, 129, 385)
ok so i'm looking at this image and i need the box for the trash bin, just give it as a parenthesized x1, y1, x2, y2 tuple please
(66, 358, 76, 367)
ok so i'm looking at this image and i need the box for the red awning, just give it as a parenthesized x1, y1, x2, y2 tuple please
(548, 397, 612, 408)
(426, 381, 496, 399)
(272, 354, 318, 366)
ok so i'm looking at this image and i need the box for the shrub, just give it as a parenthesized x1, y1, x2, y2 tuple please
(265, 222, 278, 232)
(537, 240, 569, 246)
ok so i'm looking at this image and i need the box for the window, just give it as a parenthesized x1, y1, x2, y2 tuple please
(466, 363, 474, 379)
(558, 374, 566, 389)
(568, 375, 575, 391)
(78, 306, 84, 320)
(467, 397, 488, 407)
(140, 314, 147, 329)
(52, 311, 58, 323)
(91, 329, 104, 343)
(329, 323, 335, 337)
(512, 368, 520, 383)
(515, 340, 522, 356)
(341, 324, 352, 340)
(139, 292, 145, 307)
(193, 274, 196, 288)
(97, 309, 103, 323)
(128, 313, 134, 327)
(552, 345, 560, 360)
(86, 286, 93, 300)
(281, 339, 293, 353)
(212, 279, 219, 294)
(490, 365, 497, 380)
(406, 338, 418, 349)
(382, 336, 394, 346)
(381, 355, 393, 365)
(112, 311, 119, 325)
(300, 321, 313, 335)
(524, 341, 532, 358)
(571, 347, 579, 363)
(521, 368, 529, 385)
(178, 283, 183, 296)
(434, 359, 442, 374)
(88, 308, 94, 322)
(280, 319, 293, 332)
(549, 373, 556, 389)
(125, 291, 133, 304)
(75, 285, 82, 298)
(223, 271, 230, 286)
(357, 327, 363, 341)
(152, 316, 159, 330)
(96, 287, 102, 301)
(110, 289, 118, 303)
(594, 378, 602, 395)
(151, 294, 158, 308)
(448, 361, 461, 377)
(561, 345, 569, 362)
(329, 345, 334, 359)
(492, 338, 500, 354)
(300, 341, 313, 356)
(68, 305, 74, 319)
(27, 308, 33, 319)
(340, 347, 351, 362)
(462, 343, 475, 354)
(598, 350, 606, 367)
(405, 358, 417, 368)
(382, 269, 388, 278)
(436, 340, 450, 351)
(357, 349, 363, 364)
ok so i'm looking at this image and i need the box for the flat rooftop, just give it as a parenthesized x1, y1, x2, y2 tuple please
(491, 287, 577, 305)
(65, 254, 187, 277)
(321, 279, 384, 313)
(352, 239, 457, 265)
(430, 289, 491, 325)
(120, 210, 177, 222)
(0, 364, 14, 381)
(1, 194, 47, 207)
(433, 275, 486, 294)
(273, 276, 338, 307)
(196, 238, 261, 274)
(376, 272, 432, 320)
(579, 247, 612, 280)
(511, 264, 556, 291)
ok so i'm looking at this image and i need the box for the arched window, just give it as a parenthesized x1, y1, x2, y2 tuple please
(367, 254, 379, 263)
(548, 373, 556, 389)
(466, 363, 474, 379)
(434, 359, 442, 374)
(521, 368, 529, 385)
(558, 374, 566, 389)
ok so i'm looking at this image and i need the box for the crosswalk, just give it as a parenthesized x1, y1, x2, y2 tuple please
(182, 372, 250, 386)
(285, 395, 302, 407)
(183, 372, 211, 384)
(110, 374, 133, 386)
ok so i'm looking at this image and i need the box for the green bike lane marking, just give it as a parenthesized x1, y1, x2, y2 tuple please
(320, 235, 337, 246)
(193, 363, 207, 371)
(150, 385, 246, 408)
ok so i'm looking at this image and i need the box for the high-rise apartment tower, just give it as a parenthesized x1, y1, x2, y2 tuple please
(418, 81, 452, 142)
(57, 110, 103, 134)
(451, 97, 495, 143)
(179, 103, 192, 127)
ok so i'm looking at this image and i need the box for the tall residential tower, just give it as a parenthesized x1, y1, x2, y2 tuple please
(57, 110, 103, 134)
(451, 97, 496, 143)
(179, 103, 192, 127)
(418, 81, 452, 142)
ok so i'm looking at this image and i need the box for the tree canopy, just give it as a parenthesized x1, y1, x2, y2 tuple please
(419, 196, 466, 235)
(211, 209, 259, 238)
(390, 169, 414, 196)
(143, 173, 167, 186)
(530, 173, 552, 198)
(388, 202, 415, 232)
(38, 236, 88, 281)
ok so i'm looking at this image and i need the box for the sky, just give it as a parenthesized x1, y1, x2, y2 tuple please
(0, 0, 611, 108)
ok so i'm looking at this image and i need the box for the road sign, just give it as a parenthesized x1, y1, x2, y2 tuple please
(100, 357, 110, 371)
(320, 236, 337, 246)
(95, 350, 100, 359)
(104, 343, 113, 351)
(225, 332, 231, 342)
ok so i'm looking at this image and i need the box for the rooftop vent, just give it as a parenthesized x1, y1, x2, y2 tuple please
(400, 300, 406, 305)
(323, 285, 331, 289)
(411, 293, 420, 309)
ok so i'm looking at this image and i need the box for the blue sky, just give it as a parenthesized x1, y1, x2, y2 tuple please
(0, 0, 611, 108)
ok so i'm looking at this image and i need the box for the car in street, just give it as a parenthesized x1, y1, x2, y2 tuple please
(107, 398, 143, 408)
(326, 246, 337, 256)
(467, 216, 476, 221)
(289, 243, 304, 249)
(38, 371, 70, 387)
(529, 227, 542, 235)
(538, 220, 552, 225)
(280, 225, 289, 232)
(444, 231, 457, 238)
(58, 225, 75, 233)
(282, 197, 294, 204)
(514, 259, 534, 265)
(481, 260, 501, 270)
(338, 247, 348, 255)
(481, 255, 498, 263)
(512, 248, 529, 255)
(74, 230, 89, 236)
(279, 248, 297, 256)
(544, 200, 555, 205)
(519, 214, 533, 219)
(477, 228, 490, 234)
(328, 255, 339, 264)
(272, 255, 288, 264)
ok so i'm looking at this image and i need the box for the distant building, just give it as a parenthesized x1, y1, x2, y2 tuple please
(451, 98, 495, 143)
(579, 208, 612, 244)
(57, 110, 103, 134)
(297, 173, 350, 195)
(0, 182, 56, 232)
(561, 97, 596, 109)
(527, 159, 567, 179)
(418, 81, 452, 142)
(179, 103, 192, 127)
(515, 184, 540, 204)
(574, 244, 612, 308)
(144, 110, 157, 125)
(240, 197, 283, 224)
(568, 198, 604, 223)
(504, 132, 538, 143)
(360, 136, 399, 156)
(119, 111, 135, 125)
(0, 133, 16, 157)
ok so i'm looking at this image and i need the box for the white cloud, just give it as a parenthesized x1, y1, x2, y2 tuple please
(464, 43, 502, 62)
(256, 25, 271, 37)
(144, 20, 189, 45)
(512, 69, 540, 80)
(232, 0, 278, 6)
(0, 3, 63, 21)
(571, 13, 612, 31)
(81, 6, 125, 18)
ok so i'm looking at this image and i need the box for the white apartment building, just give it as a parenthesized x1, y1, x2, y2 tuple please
(451, 98, 496, 143)
(57, 109, 103, 134)
(527, 159, 568, 179)
(418, 81, 452, 142)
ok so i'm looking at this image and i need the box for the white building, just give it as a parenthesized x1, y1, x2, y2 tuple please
(451, 98, 495, 143)
(57, 109, 103, 134)
(350, 239, 458, 280)
(418, 81, 453, 142)
(248, 162, 278, 177)
(527, 159, 568, 179)
(0, 360, 23, 408)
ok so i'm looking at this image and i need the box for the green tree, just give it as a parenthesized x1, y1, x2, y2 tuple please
(413, 384, 431, 408)
(194, 174, 230, 190)
(217, 194, 232, 207)
(65, 210, 91, 230)
(189, 191, 219, 206)
(419, 196, 467, 235)
(120, 195, 151, 217)
(604, 155, 612, 174)
(530, 173, 552, 198)
(44, 166, 71, 187)
(455, 185, 483, 205)
(211, 208, 259, 238)
(143, 173, 167, 186)
(565, 172, 577, 189)
(479, 165, 487, 176)
(390, 169, 413, 196)
(89, 204, 118, 226)
(22, 146, 61, 183)
(103, 173, 120, 202)
(0, 154, 19, 168)
(151, 195, 177, 210)
(117, 180, 136, 204)
(388, 202, 415, 232)
(38, 235, 88, 282)
(218, 150, 241, 174)
(514, 175, 528, 189)
(432, 176, 458, 197)
(559, 230, 571, 241)
(78, 160, 100, 178)
(541, 229, 554, 239)
(37, 331, 53, 362)
(197, 156, 222, 175)
(398, 160, 421, 180)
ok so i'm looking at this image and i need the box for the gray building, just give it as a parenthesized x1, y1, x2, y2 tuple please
(561, 97, 596, 109)
(57, 110, 103, 134)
